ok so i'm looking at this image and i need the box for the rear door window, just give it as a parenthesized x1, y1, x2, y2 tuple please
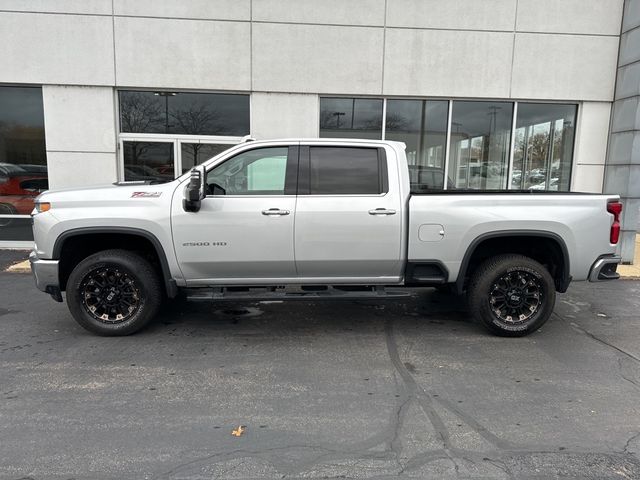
(307, 147, 386, 195)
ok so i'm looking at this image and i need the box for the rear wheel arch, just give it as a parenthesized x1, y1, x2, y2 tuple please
(53, 227, 177, 298)
(456, 230, 570, 294)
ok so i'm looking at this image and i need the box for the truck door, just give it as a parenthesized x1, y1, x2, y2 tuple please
(172, 145, 298, 283)
(294, 144, 403, 280)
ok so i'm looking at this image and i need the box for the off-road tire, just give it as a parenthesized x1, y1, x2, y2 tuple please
(66, 249, 162, 336)
(468, 254, 556, 337)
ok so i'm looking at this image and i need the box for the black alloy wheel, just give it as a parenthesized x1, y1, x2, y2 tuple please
(66, 249, 162, 336)
(488, 270, 542, 324)
(468, 254, 556, 337)
(80, 266, 141, 323)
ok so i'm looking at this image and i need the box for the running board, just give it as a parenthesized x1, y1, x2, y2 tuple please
(185, 286, 412, 302)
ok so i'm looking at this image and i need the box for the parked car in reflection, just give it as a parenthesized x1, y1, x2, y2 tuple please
(0, 163, 49, 222)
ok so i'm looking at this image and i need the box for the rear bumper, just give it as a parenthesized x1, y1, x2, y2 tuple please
(588, 255, 621, 282)
(29, 251, 63, 301)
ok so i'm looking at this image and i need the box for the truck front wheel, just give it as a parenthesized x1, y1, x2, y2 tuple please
(468, 254, 556, 337)
(66, 249, 162, 336)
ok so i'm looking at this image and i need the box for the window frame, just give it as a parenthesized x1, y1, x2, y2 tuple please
(297, 145, 389, 196)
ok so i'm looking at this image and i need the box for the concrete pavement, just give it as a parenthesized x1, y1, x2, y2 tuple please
(0, 270, 639, 479)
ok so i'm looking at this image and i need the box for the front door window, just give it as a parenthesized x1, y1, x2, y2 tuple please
(206, 147, 289, 196)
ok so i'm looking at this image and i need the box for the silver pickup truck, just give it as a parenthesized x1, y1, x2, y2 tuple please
(29, 139, 622, 337)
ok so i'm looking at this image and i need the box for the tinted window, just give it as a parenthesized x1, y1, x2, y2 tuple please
(319, 98, 383, 139)
(309, 147, 382, 194)
(206, 147, 288, 195)
(119, 91, 249, 136)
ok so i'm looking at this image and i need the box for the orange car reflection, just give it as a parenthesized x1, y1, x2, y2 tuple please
(0, 163, 48, 216)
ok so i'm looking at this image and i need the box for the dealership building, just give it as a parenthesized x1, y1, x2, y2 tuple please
(0, 0, 639, 261)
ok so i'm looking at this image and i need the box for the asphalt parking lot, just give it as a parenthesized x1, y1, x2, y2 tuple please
(0, 263, 639, 479)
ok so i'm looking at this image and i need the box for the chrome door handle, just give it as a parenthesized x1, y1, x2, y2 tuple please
(368, 208, 396, 215)
(262, 208, 290, 216)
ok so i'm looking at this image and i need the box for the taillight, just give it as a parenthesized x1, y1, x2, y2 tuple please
(607, 201, 622, 244)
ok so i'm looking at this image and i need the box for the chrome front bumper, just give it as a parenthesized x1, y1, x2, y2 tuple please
(29, 251, 62, 301)
(588, 255, 622, 282)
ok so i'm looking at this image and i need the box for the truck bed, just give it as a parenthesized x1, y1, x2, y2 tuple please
(407, 193, 617, 283)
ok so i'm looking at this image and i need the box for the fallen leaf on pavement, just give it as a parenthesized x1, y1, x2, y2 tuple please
(231, 425, 245, 437)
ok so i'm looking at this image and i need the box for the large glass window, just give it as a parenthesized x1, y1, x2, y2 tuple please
(318, 97, 578, 192)
(206, 147, 288, 196)
(309, 147, 383, 195)
(119, 91, 249, 136)
(448, 101, 513, 190)
(319, 98, 383, 139)
(386, 100, 448, 190)
(0, 86, 47, 243)
(513, 103, 577, 191)
(118, 90, 249, 182)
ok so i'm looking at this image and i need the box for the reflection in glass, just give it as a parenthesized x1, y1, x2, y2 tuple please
(319, 98, 383, 139)
(119, 91, 250, 136)
(0, 86, 47, 242)
(448, 101, 513, 190)
(385, 100, 448, 190)
(181, 143, 232, 174)
(123, 142, 175, 183)
(513, 104, 577, 191)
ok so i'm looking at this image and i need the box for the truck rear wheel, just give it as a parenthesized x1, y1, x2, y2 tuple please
(66, 249, 162, 336)
(468, 254, 556, 337)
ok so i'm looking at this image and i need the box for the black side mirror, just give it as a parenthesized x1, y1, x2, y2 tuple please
(183, 165, 206, 212)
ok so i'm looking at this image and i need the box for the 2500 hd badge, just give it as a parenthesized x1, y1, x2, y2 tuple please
(182, 242, 227, 247)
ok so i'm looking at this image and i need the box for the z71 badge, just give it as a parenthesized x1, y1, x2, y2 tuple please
(131, 192, 162, 198)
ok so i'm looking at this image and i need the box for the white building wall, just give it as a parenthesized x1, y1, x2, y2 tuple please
(42, 86, 117, 189)
(0, 11, 115, 85)
(251, 93, 319, 140)
(113, 17, 251, 90)
(0, 0, 626, 190)
(571, 102, 612, 193)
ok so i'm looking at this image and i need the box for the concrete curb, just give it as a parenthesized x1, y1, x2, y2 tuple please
(4, 259, 31, 273)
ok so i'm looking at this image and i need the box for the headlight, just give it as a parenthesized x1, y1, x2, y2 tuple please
(34, 202, 51, 213)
